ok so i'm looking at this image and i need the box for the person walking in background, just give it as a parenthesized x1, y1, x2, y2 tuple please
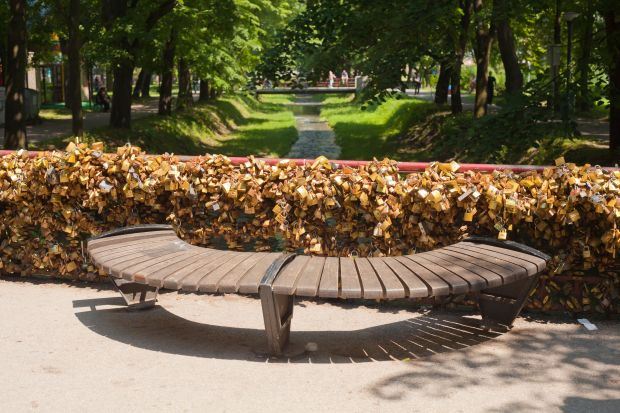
(487, 72, 497, 106)
(328, 70, 336, 88)
(95, 87, 111, 112)
(341, 69, 349, 87)
(413, 72, 421, 94)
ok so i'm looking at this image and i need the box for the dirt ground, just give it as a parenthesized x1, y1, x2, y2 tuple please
(1, 278, 619, 413)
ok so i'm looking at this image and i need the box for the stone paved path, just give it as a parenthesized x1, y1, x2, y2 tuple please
(286, 95, 341, 159)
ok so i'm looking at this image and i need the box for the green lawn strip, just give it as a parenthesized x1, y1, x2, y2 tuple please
(319, 94, 615, 165)
(318, 94, 437, 160)
(33, 94, 298, 157)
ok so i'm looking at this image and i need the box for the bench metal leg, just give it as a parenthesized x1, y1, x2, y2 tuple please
(109, 277, 158, 310)
(260, 285, 294, 355)
(478, 275, 539, 329)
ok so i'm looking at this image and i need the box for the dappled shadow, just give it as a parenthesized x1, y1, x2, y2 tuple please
(369, 317, 620, 406)
(73, 295, 506, 363)
(560, 397, 620, 413)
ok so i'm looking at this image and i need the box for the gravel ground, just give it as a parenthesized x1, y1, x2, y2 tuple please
(1, 278, 619, 413)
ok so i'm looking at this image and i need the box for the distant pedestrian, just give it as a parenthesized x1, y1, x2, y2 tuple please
(93, 76, 101, 91)
(95, 87, 111, 112)
(487, 72, 497, 105)
(413, 72, 421, 95)
(328, 71, 336, 88)
(341, 70, 349, 87)
(469, 76, 476, 93)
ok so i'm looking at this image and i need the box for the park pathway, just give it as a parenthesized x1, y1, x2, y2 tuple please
(286, 95, 341, 159)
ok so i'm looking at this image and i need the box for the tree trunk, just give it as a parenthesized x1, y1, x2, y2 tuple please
(435, 62, 451, 105)
(105, 67, 113, 90)
(67, 0, 84, 137)
(493, 0, 523, 96)
(199, 79, 210, 102)
(158, 28, 176, 116)
(552, 0, 562, 113)
(177, 58, 192, 110)
(140, 70, 151, 97)
(4, 0, 28, 149)
(473, 0, 494, 118)
(132, 68, 145, 99)
(604, 10, 619, 153)
(577, 0, 594, 112)
(451, 0, 473, 114)
(110, 62, 133, 128)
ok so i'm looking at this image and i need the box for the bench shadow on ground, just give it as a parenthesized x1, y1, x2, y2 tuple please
(72, 293, 511, 364)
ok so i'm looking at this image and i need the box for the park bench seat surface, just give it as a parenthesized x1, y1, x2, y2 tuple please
(87, 227, 547, 299)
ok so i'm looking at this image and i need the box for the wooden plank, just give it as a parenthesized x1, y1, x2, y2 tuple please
(272, 255, 311, 295)
(393, 256, 449, 297)
(89, 239, 180, 263)
(429, 249, 514, 285)
(88, 236, 179, 259)
(339, 258, 362, 299)
(381, 257, 430, 298)
(87, 231, 176, 251)
(193, 252, 256, 293)
(368, 258, 406, 299)
(238, 253, 284, 294)
(117, 250, 193, 281)
(131, 251, 197, 284)
(411, 254, 472, 292)
(211, 253, 268, 293)
(452, 243, 538, 276)
(461, 242, 547, 272)
(295, 257, 326, 297)
(441, 246, 525, 283)
(177, 251, 238, 291)
(140, 249, 218, 288)
(95, 243, 182, 275)
(418, 252, 489, 291)
(318, 257, 340, 298)
(407, 255, 471, 294)
(354, 258, 384, 299)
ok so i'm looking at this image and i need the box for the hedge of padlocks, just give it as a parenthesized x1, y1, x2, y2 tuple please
(0, 144, 618, 313)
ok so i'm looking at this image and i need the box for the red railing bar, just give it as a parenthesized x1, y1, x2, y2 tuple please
(1, 150, 617, 173)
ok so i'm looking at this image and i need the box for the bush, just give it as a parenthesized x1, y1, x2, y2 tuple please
(0, 145, 618, 313)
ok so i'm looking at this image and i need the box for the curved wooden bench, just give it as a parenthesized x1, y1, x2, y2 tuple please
(87, 225, 550, 354)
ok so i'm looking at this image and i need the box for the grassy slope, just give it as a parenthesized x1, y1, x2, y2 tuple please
(319, 95, 616, 165)
(35, 95, 298, 157)
(319, 95, 437, 160)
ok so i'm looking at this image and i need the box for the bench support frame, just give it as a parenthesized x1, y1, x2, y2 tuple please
(258, 254, 298, 355)
(478, 275, 539, 329)
(109, 277, 159, 310)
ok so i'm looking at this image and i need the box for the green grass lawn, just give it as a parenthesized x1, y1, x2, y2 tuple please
(317, 94, 617, 165)
(35, 94, 298, 157)
(318, 94, 438, 160)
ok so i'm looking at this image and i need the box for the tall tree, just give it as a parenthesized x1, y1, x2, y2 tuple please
(66, 0, 84, 137)
(603, 6, 619, 152)
(577, 0, 595, 112)
(4, 0, 28, 149)
(473, 0, 494, 118)
(177, 58, 192, 109)
(451, 0, 473, 114)
(435, 61, 451, 105)
(493, 0, 523, 96)
(158, 27, 176, 116)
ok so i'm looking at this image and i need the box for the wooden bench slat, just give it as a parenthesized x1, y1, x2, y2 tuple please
(115, 249, 193, 281)
(95, 243, 184, 275)
(417, 253, 489, 290)
(441, 246, 526, 283)
(461, 242, 547, 272)
(408, 255, 472, 294)
(430, 249, 520, 284)
(272, 255, 311, 295)
(88, 236, 179, 258)
(368, 258, 406, 299)
(339, 258, 362, 299)
(212, 253, 268, 293)
(238, 253, 284, 294)
(295, 257, 326, 297)
(177, 251, 238, 291)
(318, 257, 340, 298)
(131, 251, 198, 284)
(88, 231, 176, 251)
(425, 250, 504, 288)
(381, 257, 430, 298)
(194, 252, 258, 293)
(354, 258, 384, 299)
(89, 238, 180, 263)
(393, 256, 449, 296)
(452, 243, 538, 276)
(137, 249, 215, 288)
